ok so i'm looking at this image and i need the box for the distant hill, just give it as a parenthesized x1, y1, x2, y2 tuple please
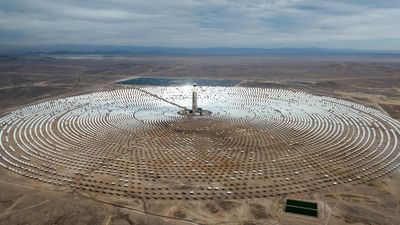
(1, 45, 400, 57)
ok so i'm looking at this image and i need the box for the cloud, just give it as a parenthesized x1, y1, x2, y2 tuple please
(0, 0, 399, 49)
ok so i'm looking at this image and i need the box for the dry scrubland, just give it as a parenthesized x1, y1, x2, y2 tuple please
(0, 56, 399, 225)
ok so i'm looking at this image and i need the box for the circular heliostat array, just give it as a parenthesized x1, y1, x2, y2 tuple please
(1, 86, 400, 200)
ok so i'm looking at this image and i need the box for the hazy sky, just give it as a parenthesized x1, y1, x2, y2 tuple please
(1, 0, 400, 50)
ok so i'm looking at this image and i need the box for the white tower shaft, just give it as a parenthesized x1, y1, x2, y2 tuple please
(192, 86, 197, 112)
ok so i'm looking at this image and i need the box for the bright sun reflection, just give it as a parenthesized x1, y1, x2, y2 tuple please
(181, 84, 194, 93)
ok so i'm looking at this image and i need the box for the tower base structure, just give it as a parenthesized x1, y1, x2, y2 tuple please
(178, 108, 212, 116)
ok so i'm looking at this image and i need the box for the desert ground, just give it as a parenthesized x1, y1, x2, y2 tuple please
(0, 55, 399, 225)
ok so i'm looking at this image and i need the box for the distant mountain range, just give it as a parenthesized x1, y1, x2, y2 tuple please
(1, 44, 400, 57)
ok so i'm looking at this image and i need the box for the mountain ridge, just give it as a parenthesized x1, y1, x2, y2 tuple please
(1, 45, 400, 57)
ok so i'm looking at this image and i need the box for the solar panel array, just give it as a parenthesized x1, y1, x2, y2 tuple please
(0, 86, 399, 200)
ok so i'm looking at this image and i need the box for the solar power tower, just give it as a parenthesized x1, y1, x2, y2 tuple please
(192, 83, 198, 112)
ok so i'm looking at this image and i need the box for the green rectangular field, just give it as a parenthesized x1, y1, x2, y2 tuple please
(286, 199, 318, 209)
(284, 205, 318, 217)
